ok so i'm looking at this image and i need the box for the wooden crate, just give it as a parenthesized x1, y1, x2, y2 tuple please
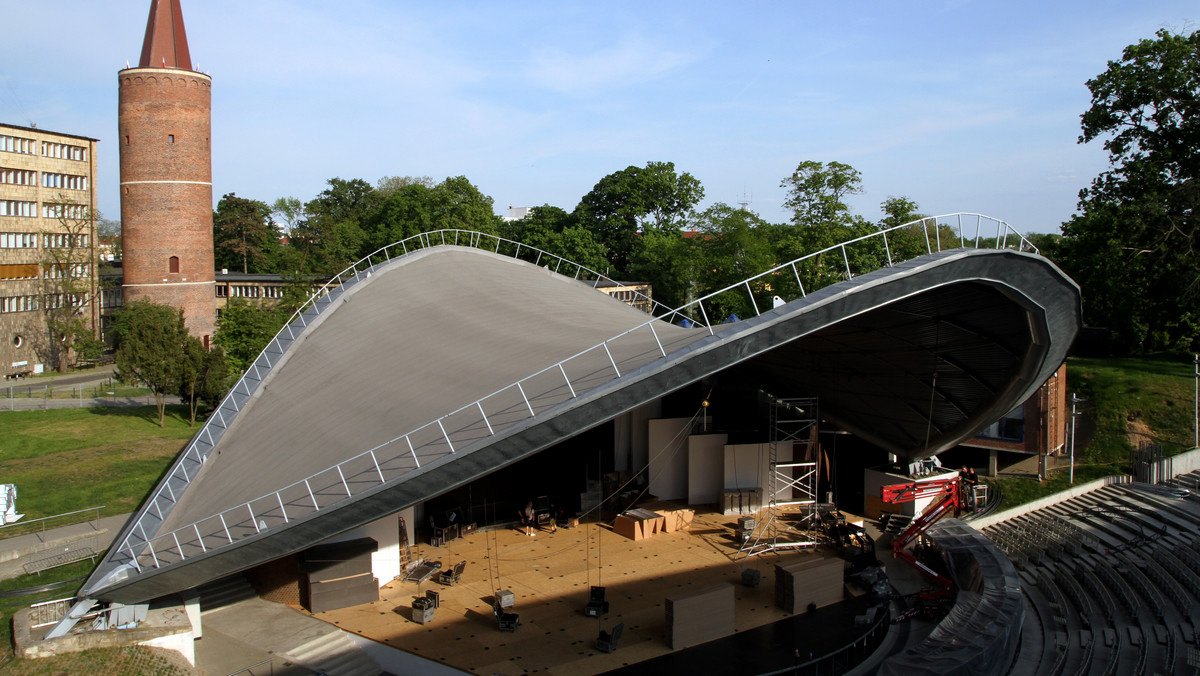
(774, 555, 844, 614)
(664, 583, 734, 649)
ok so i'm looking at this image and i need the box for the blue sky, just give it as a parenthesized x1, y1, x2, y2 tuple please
(2, 1, 1194, 234)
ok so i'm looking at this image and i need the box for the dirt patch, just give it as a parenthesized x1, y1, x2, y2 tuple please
(1127, 416, 1157, 448)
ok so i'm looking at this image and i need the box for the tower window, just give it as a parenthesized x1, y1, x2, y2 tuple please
(125, 135, 130, 145)
(169, 256, 180, 273)
(168, 134, 175, 144)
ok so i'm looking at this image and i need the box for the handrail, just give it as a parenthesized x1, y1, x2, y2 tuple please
(0, 505, 105, 534)
(99, 213, 1037, 585)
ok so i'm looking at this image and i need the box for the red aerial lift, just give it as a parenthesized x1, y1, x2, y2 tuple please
(880, 477, 963, 597)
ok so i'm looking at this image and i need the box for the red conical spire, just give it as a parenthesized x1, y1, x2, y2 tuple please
(138, 0, 193, 70)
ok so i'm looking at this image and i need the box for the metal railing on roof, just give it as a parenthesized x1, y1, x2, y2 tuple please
(94, 213, 1036, 589)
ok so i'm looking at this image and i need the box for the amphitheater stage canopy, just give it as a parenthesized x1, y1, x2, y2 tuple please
(80, 233, 1079, 604)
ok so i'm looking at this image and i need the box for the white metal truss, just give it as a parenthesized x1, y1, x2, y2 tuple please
(738, 396, 819, 559)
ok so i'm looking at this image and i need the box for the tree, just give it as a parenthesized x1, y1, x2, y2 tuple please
(500, 205, 610, 272)
(782, 161, 862, 229)
(39, 195, 98, 373)
(96, 216, 121, 262)
(213, 297, 291, 371)
(878, 196, 921, 230)
(213, 193, 279, 274)
(690, 203, 777, 319)
(270, 197, 305, 235)
(626, 230, 699, 312)
(576, 161, 704, 273)
(290, 178, 376, 276)
(178, 337, 230, 426)
(376, 175, 435, 196)
(113, 300, 188, 426)
(1057, 28, 1200, 352)
(360, 176, 501, 256)
(878, 196, 937, 263)
(777, 161, 878, 290)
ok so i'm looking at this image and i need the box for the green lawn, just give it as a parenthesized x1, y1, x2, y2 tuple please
(0, 406, 195, 529)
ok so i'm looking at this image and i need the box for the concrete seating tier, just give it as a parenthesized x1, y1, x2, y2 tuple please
(981, 482, 1200, 675)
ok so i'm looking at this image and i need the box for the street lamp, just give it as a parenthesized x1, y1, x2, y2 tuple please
(1194, 354, 1198, 450)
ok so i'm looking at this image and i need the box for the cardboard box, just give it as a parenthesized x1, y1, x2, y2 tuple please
(614, 509, 666, 541)
(641, 501, 695, 532)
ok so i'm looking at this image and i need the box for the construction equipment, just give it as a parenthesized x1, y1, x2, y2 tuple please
(880, 477, 963, 596)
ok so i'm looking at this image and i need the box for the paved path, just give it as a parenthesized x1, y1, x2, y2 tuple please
(0, 395, 180, 411)
(0, 513, 130, 581)
(0, 364, 185, 411)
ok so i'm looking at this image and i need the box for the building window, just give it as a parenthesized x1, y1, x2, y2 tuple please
(124, 135, 130, 145)
(0, 135, 35, 154)
(0, 200, 37, 218)
(101, 286, 123, 309)
(0, 264, 39, 280)
(42, 203, 88, 220)
(40, 141, 88, 161)
(0, 232, 37, 248)
(42, 263, 90, 280)
(12, 334, 22, 348)
(230, 284, 259, 298)
(263, 285, 284, 299)
(43, 292, 89, 311)
(42, 233, 89, 249)
(41, 173, 89, 191)
(0, 295, 39, 313)
(0, 168, 35, 185)
(979, 405, 1025, 442)
(215, 285, 228, 298)
(169, 256, 180, 273)
(168, 134, 175, 144)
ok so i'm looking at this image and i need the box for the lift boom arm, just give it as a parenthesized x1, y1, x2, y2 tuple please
(881, 477, 963, 593)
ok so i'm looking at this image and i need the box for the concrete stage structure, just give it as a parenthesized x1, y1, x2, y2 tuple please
(61, 218, 1077, 652)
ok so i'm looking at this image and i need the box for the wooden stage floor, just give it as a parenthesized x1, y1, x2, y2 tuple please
(310, 507, 863, 675)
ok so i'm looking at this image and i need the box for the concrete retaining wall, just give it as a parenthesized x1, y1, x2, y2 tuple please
(970, 475, 1131, 530)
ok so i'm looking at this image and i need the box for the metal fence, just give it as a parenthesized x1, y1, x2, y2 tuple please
(96, 214, 1036, 587)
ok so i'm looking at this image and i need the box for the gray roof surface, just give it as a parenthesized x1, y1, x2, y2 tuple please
(162, 247, 703, 533)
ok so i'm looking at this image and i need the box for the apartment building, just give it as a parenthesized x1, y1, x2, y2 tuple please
(0, 123, 99, 378)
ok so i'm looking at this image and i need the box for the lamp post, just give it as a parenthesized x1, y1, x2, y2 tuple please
(1194, 354, 1198, 449)
(1070, 394, 1086, 485)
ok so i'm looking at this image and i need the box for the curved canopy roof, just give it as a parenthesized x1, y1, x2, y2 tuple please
(82, 241, 1079, 603)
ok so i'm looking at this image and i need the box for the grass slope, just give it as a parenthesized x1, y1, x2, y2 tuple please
(984, 354, 1198, 508)
(1070, 354, 1196, 460)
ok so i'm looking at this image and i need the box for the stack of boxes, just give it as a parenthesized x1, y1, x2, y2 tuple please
(721, 488, 762, 515)
(774, 555, 844, 614)
(664, 583, 735, 649)
(736, 516, 756, 542)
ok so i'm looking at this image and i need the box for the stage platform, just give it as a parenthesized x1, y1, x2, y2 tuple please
(307, 507, 884, 675)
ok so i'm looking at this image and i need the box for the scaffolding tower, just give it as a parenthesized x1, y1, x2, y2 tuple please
(738, 396, 819, 559)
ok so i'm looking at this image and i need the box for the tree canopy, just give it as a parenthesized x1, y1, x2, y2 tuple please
(213, 193, 280, 274)
(113, 300, 189, 426)
(576, 161, 704, 274)
(1056, 28, 1200, 352)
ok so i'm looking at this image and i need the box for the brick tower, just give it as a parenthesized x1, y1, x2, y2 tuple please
(118, 0, 215, 341)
